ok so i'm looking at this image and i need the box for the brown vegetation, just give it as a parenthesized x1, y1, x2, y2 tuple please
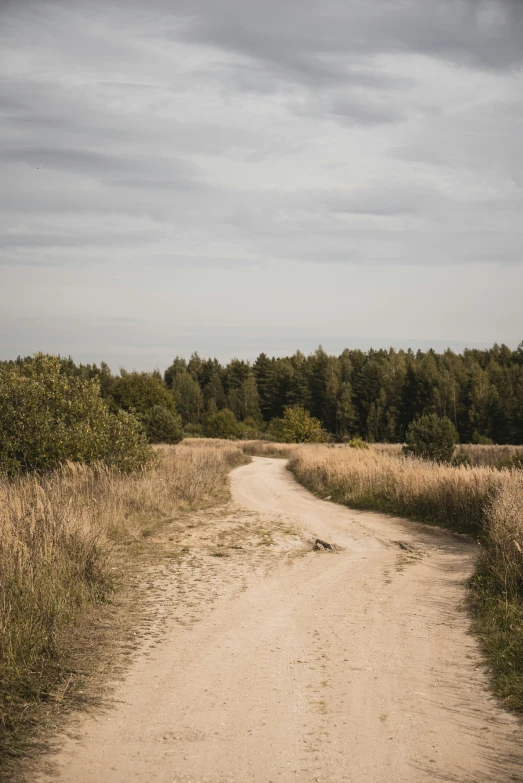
(180, 438, 299, 459)
(290, 445, 506, 533)
(239, 440, 300, 458)
(0, 442, 246, 764)
(374, 442, 523, 468)
(288, 445, 523, 709)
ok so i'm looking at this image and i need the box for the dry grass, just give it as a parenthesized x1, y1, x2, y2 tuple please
(456, 445, 523, 468)
(0, 442, 246, 764)
(289, 445, 523, 709)
(370, 443, 403, 455)
(373, 442, 522, 468)
(239, 440, 300, 458)
(471, 479, 523, 709)
(180, 438, 300, 459)
(290, 445, 508, 534)
(185, 439, 522, 468)
(178, 438, 239, 449)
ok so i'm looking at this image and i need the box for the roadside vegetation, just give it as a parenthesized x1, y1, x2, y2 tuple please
(0, 442, 246, 766)
(375, 442, 523, 469)
(402, 413, 458, 463)
(288, 444, 523, 710)
(1, 347, 522, 762)
(0, 355, 152, 475)
(239, 440, 299, 458)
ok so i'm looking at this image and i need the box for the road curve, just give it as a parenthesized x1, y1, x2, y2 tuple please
(35, 457, 523, 783)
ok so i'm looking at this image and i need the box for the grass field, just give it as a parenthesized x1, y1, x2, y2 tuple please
(373, 442, 521, 467)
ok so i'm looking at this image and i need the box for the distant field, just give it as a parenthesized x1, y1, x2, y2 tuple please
(209, 438, 522, 468)
(373, 442, 521, 467)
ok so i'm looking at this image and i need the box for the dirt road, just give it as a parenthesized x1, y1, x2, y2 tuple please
(35, 457, 523, 783)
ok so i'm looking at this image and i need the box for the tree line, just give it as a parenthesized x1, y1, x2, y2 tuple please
(3, 342, 522, 445)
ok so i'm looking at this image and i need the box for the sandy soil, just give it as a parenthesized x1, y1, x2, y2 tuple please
(33, 457, 523, 783)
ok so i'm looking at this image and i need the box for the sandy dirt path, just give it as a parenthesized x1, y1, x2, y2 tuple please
(34, 457, 523, 783)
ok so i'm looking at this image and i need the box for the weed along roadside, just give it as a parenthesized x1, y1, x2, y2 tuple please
(0, 442, 248, 777)
(287, 444, 523, 710)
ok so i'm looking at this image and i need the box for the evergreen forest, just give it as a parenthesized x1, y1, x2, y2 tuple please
(3, 342, 523, 444)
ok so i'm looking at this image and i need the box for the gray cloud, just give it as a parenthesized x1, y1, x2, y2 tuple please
(176, 0, 523, 74)
(325, 94, 405, 126)
(0, 146, 198, 187)
(0, 0, 521, 364)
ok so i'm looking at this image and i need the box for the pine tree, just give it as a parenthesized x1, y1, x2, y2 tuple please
(253, 353, 273, 420)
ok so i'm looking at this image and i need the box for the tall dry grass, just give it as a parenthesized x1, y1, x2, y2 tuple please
(180, 438, 300, 458)
(471, 479, 523, 708)
(0, 442, 246, 760)
(180, 438, 300, 459)
(373, 442, 522, 468)
(239, 440, 300, 458)
(457, 444, 523, 468)
(290, 445, 509, 534)
(289, 445, 523, 708)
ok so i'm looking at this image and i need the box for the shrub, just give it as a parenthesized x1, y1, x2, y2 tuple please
(104, 410, 155, 472)
(141, 405, 184, 444)
(472, 431, 494, 446)
(183, 423, 204, 438)
(403, 413, 458, 463)
(347, 437, 370, 450)
(497, 449, 523, 471)
(267, 417, 285, 441)
(280, 406, 329, 444)
(0, 354, 152, 475)
(109, 371, 176, 416)
(237, 416, 261, 440)
(509, 450, 523, 470)
(451, 449, 472, 468)
(202, 409, 241, 439)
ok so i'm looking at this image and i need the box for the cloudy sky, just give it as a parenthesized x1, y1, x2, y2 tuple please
(1, 0, 522, 370)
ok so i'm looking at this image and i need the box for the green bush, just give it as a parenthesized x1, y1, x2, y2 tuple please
(451, 449, 472, 468)
(472, 431, 494, 445)
(267, 417, 285, 441)
(109, 371, 176, 415)
(403, 413, 458, 463)
(497, 449, 523, 471)
(280, 406, 329, 444)
(347, 437, 370, 450)
(183, 423, 204, 438)
(141, 405, 183, 444)
(237, 416, 261, 440)
(508, 450, 523, 470)
(0, 354, 152, 475)
(203, 409, 241, 439)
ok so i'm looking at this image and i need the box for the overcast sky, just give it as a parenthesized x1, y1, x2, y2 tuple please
(1, 0, 522, 370)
